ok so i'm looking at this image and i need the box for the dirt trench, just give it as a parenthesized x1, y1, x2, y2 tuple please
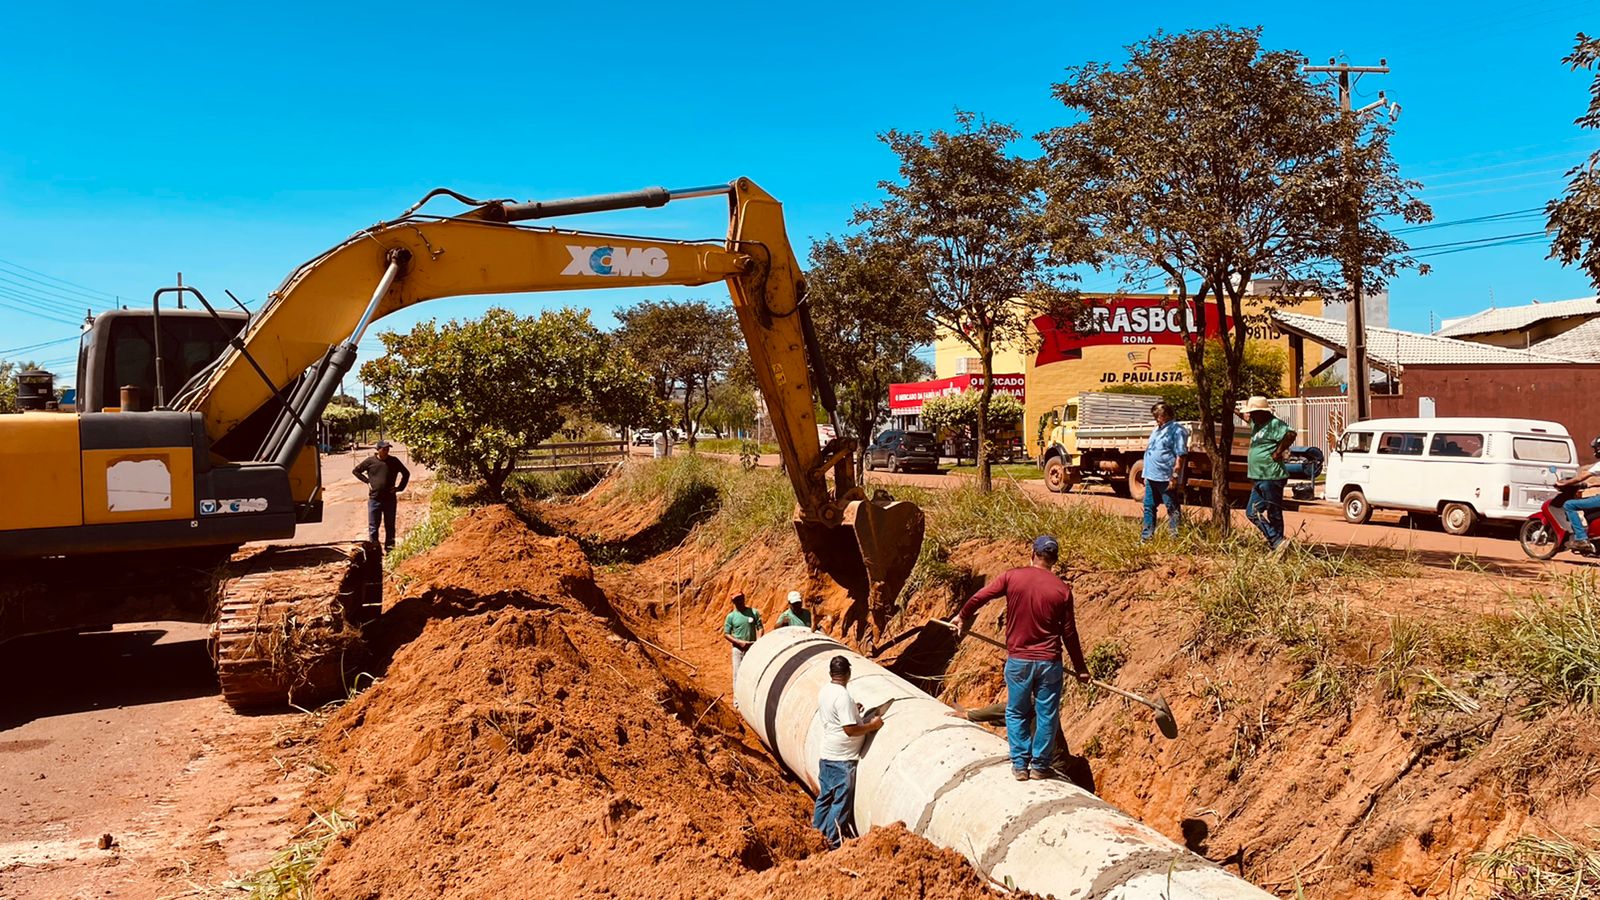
(528, 470, 1600, 899)
(306, 505, 1020, 899)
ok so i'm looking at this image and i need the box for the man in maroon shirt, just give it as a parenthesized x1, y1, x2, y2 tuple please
(953, 535, 1090, 781)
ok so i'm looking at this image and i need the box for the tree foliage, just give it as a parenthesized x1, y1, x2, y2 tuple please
(858, 112, 1085, 493)
(614, 299, 740, 447)
(921, 389, 1025, 444)
(1041, 27, 1428, 529)
(1548, 32, 1600, 290)
(806, 233, 937, 478)
(0, 358, 45, 413)
(1105, 341, 1288, 421)
(320, 395, 379, 450)
(360, 307, 656, 500)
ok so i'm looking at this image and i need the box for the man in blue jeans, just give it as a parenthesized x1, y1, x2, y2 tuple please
(1242, 397, 1296, 552)
(813, 655, 883, 848)
(1141, 402, 1189, 540)
(1557, 436, 1600, 553)
(353, 441, 410, 551)
(953, 535, 1091, 780)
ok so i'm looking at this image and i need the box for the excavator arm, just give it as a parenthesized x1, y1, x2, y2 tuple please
(177, 178, 922, 622)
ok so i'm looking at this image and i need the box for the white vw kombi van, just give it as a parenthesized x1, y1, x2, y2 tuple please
(1325, 417, 1579, 535)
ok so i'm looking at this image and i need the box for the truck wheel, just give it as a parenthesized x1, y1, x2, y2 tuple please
(1044, 457, 1068, 493)
(1342, 489, 1372, 525)
(1126, 460, 1147, 502)
(1440, 502, 1477, 536)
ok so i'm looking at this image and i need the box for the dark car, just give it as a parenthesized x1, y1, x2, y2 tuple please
(864, 430, 941, 474)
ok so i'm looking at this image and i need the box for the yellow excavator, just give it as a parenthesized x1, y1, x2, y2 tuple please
(0, 178, 925, 709)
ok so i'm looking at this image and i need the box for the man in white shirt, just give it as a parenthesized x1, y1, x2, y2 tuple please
(813, 655, 883, 848)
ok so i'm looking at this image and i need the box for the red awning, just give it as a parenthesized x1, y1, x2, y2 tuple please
(888, 374, 1025, 413)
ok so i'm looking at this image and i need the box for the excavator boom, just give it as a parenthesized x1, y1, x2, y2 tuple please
(175, 178, 922, 622)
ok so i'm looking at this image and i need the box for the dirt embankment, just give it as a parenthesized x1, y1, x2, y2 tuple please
(308, 505, 1017, 899)
(532, 470, 1600, 899)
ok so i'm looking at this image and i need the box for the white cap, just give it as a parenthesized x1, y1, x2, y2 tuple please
(787, 590, 803, 605)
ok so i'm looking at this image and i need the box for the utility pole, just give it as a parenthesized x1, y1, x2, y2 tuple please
(1303, 58, 1392, 423)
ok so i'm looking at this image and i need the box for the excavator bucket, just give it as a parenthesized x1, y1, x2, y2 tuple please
(841, 498, 925, 603)
(794, 498, 925, 639)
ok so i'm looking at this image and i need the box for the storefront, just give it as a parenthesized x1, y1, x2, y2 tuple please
(887, 373, 1026, 431)
(1024, 293, 1321, 450)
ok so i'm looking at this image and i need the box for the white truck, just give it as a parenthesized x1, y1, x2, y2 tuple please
(1036, 392, 1305, 504)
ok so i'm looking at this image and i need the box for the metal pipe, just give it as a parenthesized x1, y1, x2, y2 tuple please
(500, 183, 733, 222)
(734, 629, 1273, 899)
(348, 253, 404, 347)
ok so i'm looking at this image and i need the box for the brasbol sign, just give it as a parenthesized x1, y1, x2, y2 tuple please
(1033, 297, 1234, 366)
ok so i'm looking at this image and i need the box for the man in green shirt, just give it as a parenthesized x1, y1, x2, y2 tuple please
(722, 592, 762, 693)
(774, 590, 813, 630)
(1242, 396, 1296, 552)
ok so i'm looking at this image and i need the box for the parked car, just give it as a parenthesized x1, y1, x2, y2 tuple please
(632, 430, 658, 446)
(1324, 417, 1577, 535)
(864, 430, 941, 474)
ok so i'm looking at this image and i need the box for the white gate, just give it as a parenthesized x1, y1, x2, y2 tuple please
(1268, 397, 1347, 456)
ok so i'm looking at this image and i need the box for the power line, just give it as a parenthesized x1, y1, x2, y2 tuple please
(0, 335, 79, 356)
(0, 278, 93, 319)
(1405, 230, 1546, 253)
(0, 257, 120, 302)
(0, 287, 88, 323)
(0, 295, 83, 327)
(1391, 207, 1545, 234)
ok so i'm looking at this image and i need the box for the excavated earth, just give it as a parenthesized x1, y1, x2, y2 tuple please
(308, 506, 1022, 899)
(529, 468, 1600, 900)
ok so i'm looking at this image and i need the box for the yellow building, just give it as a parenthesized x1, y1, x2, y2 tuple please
(1021, 293, 1323, 443)
(933, 331, 1026, 378)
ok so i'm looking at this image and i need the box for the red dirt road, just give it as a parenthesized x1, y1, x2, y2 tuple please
(0, 449, 431, 899)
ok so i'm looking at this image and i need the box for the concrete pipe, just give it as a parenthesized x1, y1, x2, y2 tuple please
(735, 628, 1273, 900)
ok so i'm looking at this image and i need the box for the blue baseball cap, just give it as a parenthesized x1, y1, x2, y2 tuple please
(1033, 535, 1060, 557)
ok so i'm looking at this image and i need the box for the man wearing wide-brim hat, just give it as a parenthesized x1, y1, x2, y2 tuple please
(1240, 396, 1296, 552)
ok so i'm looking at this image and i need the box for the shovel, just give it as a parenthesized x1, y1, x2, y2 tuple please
(932, 618, 1178, 740)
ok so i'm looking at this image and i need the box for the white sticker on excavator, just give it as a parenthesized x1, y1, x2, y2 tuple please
(106, 458, 172, 511)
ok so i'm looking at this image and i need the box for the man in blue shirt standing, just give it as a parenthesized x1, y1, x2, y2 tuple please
(1141, 402, 1189, 541)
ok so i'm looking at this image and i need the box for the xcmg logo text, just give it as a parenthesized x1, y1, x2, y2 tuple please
(562, 245, 669, 277)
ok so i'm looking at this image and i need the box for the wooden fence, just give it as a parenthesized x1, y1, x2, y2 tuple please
(514, 440, 628, 472)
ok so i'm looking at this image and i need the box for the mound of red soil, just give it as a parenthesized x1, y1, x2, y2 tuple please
(312, 504, 1011, 899)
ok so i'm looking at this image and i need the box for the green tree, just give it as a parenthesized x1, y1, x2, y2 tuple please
(320, 394, 379, 449)
(921, 389, 1025, 462)
(1042, 27, 1428, 530)
(859, 112, 1086, 494)
(1549, 32, 1600, 290)
(806, 233, 937, 479)
(0, 359, 46, 412)
(614, 299, 740, 448)
(1105, 340, 1288, 421)
(360, 307, 655, 500)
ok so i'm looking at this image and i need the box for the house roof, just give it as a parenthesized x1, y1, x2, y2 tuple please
(1435, 296, 1600, 338)
(1530, 315, 1600, 361)
(1270, 311, 1581, 371)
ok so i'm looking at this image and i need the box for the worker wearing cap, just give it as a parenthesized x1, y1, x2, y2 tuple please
(722, 592, 762, 688)
(814, 655, 883, 848)
(773, 590, 813, 630)
(353, 440, 410, 551)
(952, 535, 1090, 781)
(1242, 396, 1296, 552)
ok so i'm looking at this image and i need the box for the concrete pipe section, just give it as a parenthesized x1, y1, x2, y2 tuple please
(735, 628, 1272, 899)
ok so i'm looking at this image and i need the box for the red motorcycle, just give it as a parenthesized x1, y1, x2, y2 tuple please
(1519, 484, 1600, 560)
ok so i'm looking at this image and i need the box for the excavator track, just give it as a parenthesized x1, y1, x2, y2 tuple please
(212, 542, 382, 711)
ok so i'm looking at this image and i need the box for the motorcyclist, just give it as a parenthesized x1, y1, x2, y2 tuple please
(1555, 436, 1600, 553)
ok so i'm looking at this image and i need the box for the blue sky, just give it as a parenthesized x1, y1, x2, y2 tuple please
(2, 1, 1595, 387)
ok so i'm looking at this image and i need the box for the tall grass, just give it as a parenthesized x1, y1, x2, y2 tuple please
(1509, 573, 1600, 712)
(608, 454, 792, 558)
(385, 482, 462, 571)
(1471, 831, 1600, 899)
